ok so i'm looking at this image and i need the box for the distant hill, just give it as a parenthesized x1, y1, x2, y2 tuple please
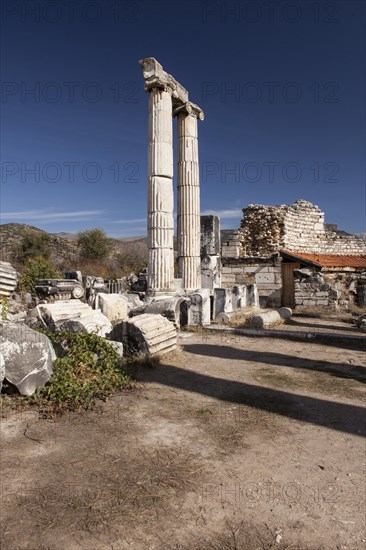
(0, 223, 80, 264)
(0, 224, 148, 268)
(0, 223, 237, 270)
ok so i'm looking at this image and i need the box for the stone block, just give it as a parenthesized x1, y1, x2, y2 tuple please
(246, 284, 259, 307)
(255, 272, 275, 284)
(188, 289, 211, 326)
(242, 267, 260, 274)
(145, 296, 188, 328)
(36, 300, 112, 337)
(214, 288, 233, 319)
(231, 285, 247, 309)
(0, 321, 55, 396)
(200, 215, 221, 255)
(222, 274, 236, 284)
(97, 294, 129, 323)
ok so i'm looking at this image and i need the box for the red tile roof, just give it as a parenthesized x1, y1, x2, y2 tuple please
(282, 250, 366, 268)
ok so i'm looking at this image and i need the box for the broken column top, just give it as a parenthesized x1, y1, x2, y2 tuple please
(139, 57, 203, 115)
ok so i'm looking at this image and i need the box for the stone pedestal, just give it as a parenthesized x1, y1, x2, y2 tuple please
(231, 285, 247, 309)
(200, 215, 221, 290)
(213, 288, 233, 319)
(175, 102, 204, 291)
(188, 289, 211, 326)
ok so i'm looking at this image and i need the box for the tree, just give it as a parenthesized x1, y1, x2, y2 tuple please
(77, 228, 112, 260)
(19, 256, 60, 294)
(15, 232, 51, 263)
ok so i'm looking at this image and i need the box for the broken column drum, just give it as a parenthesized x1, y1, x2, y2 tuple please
(175, 102, 204, 290)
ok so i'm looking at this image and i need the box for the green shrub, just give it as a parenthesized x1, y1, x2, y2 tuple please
(30, 331, 129, 410)
(0, 297, 9, 320)
(77, 228, 112, 260)
(19, 256, 59, 294)
(15, 232, 52, 263)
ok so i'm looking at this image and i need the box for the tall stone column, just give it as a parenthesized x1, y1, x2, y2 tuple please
(175, 102, 204, 290)
(147, 87, 175, 292)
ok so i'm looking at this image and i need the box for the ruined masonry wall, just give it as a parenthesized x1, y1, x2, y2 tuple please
(221, 258, 282, 307)
(222, 200, 366, 257)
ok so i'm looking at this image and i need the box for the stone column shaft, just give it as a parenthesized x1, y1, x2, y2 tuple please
(176, 104, 203, 290)
(147, 88, 174, 292)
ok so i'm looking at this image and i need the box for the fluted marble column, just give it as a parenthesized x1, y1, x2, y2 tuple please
(175, 102, 204, 290)
(146, 87, 175, 292)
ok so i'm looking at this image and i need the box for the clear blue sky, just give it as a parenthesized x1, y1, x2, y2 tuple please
(1, 0, 365, 236)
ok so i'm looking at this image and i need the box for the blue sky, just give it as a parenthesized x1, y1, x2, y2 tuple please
(1, 0, 365, 236)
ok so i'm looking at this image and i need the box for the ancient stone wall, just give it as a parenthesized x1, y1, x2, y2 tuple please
(221, 256, 282, 307)
(294, 269, 364, 310)
(222, 200, 366, 257)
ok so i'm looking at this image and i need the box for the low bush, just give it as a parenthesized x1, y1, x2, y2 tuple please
(19, 256, 59, 294)
(30, 331, 130, 411)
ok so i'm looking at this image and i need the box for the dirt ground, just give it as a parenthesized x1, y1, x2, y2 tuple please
(1, 329, 365, 550)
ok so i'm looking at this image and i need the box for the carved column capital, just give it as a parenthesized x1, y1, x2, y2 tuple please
(139, 57, 189, 102)
(173, 101, 204, 120)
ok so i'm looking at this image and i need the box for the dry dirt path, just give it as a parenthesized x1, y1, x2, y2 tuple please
(1, 332, 365, 550)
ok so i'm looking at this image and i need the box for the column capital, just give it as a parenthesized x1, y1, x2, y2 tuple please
(139, 57, 189, 102)
(173, 101, 204, 120)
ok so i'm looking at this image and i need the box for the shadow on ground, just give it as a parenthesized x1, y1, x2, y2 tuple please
(132, 348, 366, 438)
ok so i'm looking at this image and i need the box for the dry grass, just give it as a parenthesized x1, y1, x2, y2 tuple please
(192, 518, 318, 550)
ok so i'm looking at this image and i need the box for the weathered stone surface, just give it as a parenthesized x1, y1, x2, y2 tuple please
(145, 296, 188, 328)
(201, 215, 221, 256)
(109, 313, 176, 356)
(0, 322, 55, 396)
(106, 340, 124, 357)
(250, 310, 282, 329)
(201, 216, 222, 290)
(213, 288, 233, 319)
(176, 103, 203, 290)
(0, 352, 5, 393)
(140, 58, 205, 293)
(60, 320, 87, 333)
(246, 284, 260, 307)
(0, 261, 17, 298)
(124, 293, 144, 311)
(145, 83, 175, 292)
(231, 285, 247, 309)
(187, 289, 211, 326)
(215, 311, 235, 323)
(34, 300, 112, 337)
(222, 200, 366, 257)
(277, 307, 292, 320)
(97, 294, 129, 323)
(201, 254, 221, 290)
